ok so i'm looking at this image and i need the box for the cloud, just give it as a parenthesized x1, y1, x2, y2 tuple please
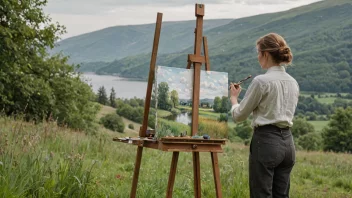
(233, 0, 316, 5)
(180, 77, 187, 84)
(45, 0, 232, 15)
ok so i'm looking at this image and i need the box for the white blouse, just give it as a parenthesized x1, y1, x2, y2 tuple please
(231, 66, 299, 128)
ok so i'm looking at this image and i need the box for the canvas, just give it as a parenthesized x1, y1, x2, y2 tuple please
(153, 66, 229, 139)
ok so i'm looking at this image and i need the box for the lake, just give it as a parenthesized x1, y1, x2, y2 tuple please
(165, 112, 192, 125)
(82, 73, 148, 99)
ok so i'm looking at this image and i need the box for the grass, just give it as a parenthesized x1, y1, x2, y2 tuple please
(300, 92, 352, 104)
(308, 120, 329, 132)
(178, 105, 221, 120)
(156, 109, 173, 118)
(1, 106, 352, 197)
(98, 104, 141, 133)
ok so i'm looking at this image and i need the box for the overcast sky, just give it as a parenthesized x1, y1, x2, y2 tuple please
(44, 0, 322, 39)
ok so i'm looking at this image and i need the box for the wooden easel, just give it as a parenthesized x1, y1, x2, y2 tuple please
(114, 4, 226, 198)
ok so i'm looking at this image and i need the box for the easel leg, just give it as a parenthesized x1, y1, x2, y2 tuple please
(211, 152, 223, 198)
(130, 146, 143, 198)
(193, 152, 201, 198)
(166, 152, 180, 198)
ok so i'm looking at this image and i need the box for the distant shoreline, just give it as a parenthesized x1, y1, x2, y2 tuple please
(82, 72, 146, 82)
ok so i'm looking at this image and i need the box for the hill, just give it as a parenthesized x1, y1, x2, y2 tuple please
(51, 19, 233, 63)
(94, 0, 352, 93)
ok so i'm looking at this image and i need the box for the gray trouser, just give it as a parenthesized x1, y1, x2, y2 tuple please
(249, 125, 296, 198)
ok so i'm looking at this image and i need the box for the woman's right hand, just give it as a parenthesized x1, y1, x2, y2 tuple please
(230, 83, 241, 105)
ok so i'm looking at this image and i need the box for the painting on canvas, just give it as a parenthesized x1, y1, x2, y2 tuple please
(153, 66, 229, 139)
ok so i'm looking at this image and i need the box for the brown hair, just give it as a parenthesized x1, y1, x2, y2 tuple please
(256, 33, 293, 65)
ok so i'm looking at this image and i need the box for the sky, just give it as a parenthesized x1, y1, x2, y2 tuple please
(44, 0, 322, 39)
(156, 66, 228, 100)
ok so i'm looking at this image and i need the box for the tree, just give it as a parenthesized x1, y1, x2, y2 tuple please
(221, 96, 229, 113)
(110, 87, 117, 107)
(213, 97, 221, 112)
(158, 82, 171, 110)
(170, 90, 179, 108)
(292, 118, 315, 138)
(97, 86, 108, 105)
(0, 0, 98, 131)
(322, 107, 352, 153)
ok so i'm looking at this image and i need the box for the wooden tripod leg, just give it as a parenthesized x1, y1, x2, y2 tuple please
(193, 152, 201, 198)
(211, 152, 222, 198)
(130, 147, 143, 198)
(166, 152, 180, 198)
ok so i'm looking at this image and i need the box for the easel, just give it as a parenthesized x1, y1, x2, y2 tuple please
(114, 4, 226, 198)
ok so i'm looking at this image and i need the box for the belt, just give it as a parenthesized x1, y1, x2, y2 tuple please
(255, 124, 290, 131)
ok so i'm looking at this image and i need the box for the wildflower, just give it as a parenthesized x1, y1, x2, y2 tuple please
(116, 174, 122, 179)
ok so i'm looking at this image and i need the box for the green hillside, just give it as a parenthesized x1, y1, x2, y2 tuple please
(95, 0, 352, 93)
(51, 19, 233, 63)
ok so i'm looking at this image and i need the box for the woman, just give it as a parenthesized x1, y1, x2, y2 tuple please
(230, 33, 299, 198)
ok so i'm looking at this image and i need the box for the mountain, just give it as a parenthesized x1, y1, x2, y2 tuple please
(94, 0, 352, 93)
(51, 19, 233, 63)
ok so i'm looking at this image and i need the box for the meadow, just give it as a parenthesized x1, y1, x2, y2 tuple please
(1, 108, 351, 197)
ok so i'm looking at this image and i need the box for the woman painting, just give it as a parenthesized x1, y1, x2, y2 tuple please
(230, 33, 299, 198)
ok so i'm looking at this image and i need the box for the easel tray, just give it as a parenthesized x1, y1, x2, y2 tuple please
(113, 137, 226, 153)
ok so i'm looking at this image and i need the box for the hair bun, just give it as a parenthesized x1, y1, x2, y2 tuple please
(279, 47, 290, 54)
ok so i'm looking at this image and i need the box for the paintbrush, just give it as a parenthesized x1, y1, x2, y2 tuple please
(229, 75, 252, 90)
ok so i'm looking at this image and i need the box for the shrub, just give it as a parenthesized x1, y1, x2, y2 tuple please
(171, 108, 181, 116)
(297, 133, 323, 151)
(218, 113, 228, 122)
(100, 114, 125, 132)
(235, 120, 252, 140)
(322, 107, 352, 152)
(292, 118, 315, 138)
(128, 123, 134, 129)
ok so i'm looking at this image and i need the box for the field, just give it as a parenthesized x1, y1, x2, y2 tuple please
(1, 108, 352, 197)
(300, 92, 352, 104)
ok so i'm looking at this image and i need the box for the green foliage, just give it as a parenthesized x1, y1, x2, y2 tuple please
(0, 0, 99, 131)
(148, 115, 156, 129)
(0, 118, 96, 197)
(198, 117, 229, 138)
(51, 19, 232, 63)
(322, 107, 352, 152)
(100, 113, 125, 132)
(213, 96, 229, 113)
(297, 133, 323, 151)
(109, 88, 117, 107)
(221, 96, 230, 113)
(170, 90, 179, 108)
(156, 118, 190, 138)
(292, 118, 315, 138)
(170, 108, 181, 116)
(235, 120, 253, 140)
(218, 113, 228, 122)
(92, 0, 352, 93)
(97, 86, 108, 105)
(115, 98, 155, 128)
(128, 123, 134, 129)
(213, 97, 222, 112)
(2, 115, 352, 197)
(157, 82, 172, 111)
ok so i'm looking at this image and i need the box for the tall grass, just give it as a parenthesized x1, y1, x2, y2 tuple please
(0, 116, 96, 197)
(198, 117, 228, 138)
(1, 115, 352, 197)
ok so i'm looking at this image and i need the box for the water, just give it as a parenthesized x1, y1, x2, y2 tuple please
(165, 112, 192, 125)
(82, 73, 148, 99)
